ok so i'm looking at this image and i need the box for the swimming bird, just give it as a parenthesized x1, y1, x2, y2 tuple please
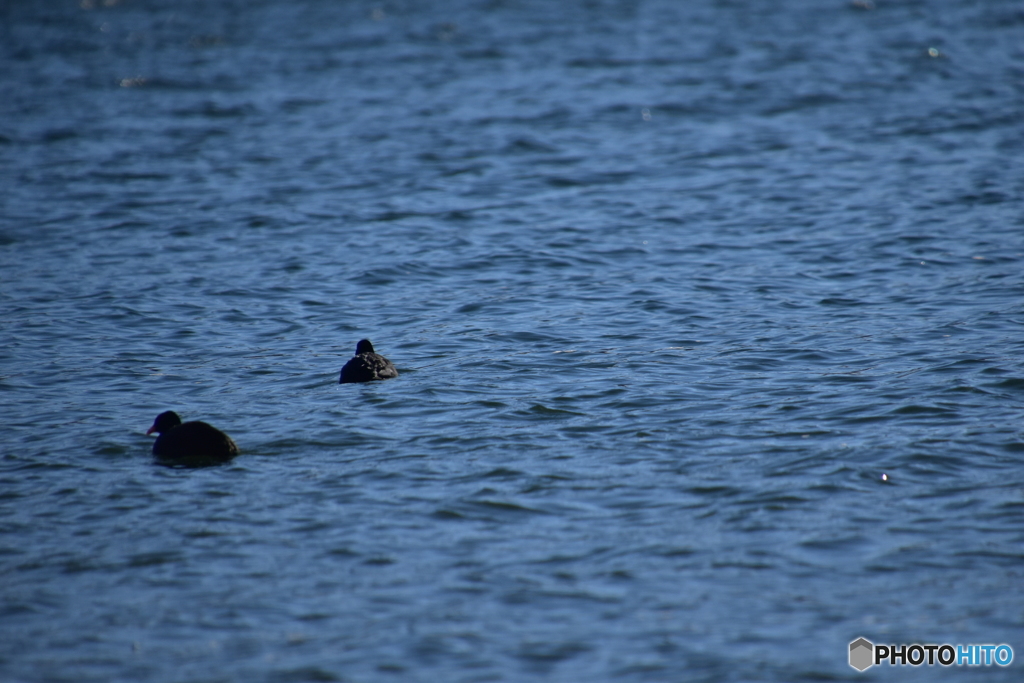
(339, 339, 399, 384)
(146, 411, 239, 466)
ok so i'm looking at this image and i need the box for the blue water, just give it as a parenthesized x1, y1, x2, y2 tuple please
(3, 1, 1024, 681)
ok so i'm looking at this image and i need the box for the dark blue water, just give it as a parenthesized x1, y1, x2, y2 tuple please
(3, 1, 1024, 681)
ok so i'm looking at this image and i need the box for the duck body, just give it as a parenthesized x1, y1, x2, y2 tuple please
(340, 339, 399, 384)
(147, 411, 238, 466)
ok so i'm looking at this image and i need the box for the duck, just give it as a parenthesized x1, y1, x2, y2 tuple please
(339, 339, 399, 384)
(146, 411, 239, 466)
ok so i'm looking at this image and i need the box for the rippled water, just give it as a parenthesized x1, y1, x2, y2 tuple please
(3, 0, 1024, 681)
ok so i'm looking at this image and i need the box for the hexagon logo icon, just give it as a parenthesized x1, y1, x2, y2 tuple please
(849, 638, 874, 671)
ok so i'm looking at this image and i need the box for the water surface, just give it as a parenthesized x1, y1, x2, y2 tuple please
(2, 1, 1024, 681)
